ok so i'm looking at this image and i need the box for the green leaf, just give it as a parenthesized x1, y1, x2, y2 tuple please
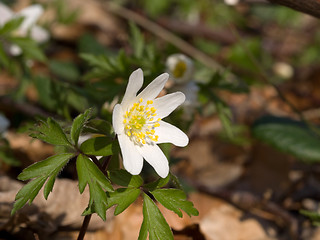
(49, 60, 80, 82)
(300, 210, 320, 226)
(252, 116, 320, 163)
(129, 22, 144, 59)
(71, 109, 91, 146)
(10, 37, 46, 61)
(12, 153, 73, 214)
(79, 136, 113, 156)
(76, 154, 113, 220)
(144, 175, 170, 191)
(12, 176, 47, 215)
(108, 169, 143, 188)
(151, 189, 199, 218)
(18, 153, 74, 181)
(30, 118, 72, 147)
(138, 193, 173, 240)
(107, 188, 141, 215)
(0, 17, 24, 35)
(84, 119, 114, 136)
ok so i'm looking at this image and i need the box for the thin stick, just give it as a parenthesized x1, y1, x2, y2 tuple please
(77, 214, 92, 240)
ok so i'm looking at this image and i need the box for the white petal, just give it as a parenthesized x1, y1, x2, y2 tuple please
(152, 92, 185, 119)
(135, 73, 169, 102)
(112, 104, 124, 134)
(30, 26, 49, 43)
(118, 134, 143, 175)
(8, 44, 22, 56)
(137, 144, 169, 178)
(155, 121, 188, 147)
(121, 68, 143, 109)
(16, 4, 43, 34)
(0, 3, 13, 26)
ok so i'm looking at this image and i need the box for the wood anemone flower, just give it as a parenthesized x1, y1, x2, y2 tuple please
(112, 69, 189, 178)
(0, 3, 49, 55)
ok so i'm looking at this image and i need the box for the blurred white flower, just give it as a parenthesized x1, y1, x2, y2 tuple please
(0, 113, 9, 136)
(166, 54, 194, 84)
(112, 69, 189, 178)
(165, 53, 199, 119)
(224, 0, 239, 5)
(273, 62, 294, 79)
(0, 3, 49, 56)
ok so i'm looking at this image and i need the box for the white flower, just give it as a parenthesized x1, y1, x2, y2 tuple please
(112, 69, 189, 178)
(0, 3, 49, 56)
(166, 54, 194, 84)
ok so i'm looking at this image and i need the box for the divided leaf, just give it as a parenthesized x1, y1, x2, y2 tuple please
(30, 118, 71, 146)
(106, 188, 141, 215)
(80, 136, 113, 156)
(76, 154, 113, 220)
(12, 153, 74, 214)
(71, 109, 91, 145)
(138, 193, 173, 240)
(253, 116, 320, 163)
(108, 169, 143, 188)
(151, 189, 199, 217)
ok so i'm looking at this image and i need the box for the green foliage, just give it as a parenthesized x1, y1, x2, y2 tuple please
(106, 188, 141, 215)
(30, 117, 72, 147)
(0, 17, 24, 35)
(79, 136, 114, 156)
(12, 153, 74, 214)
(71, 109, 92, 146)
(109, 169, 143, 187)
(300, 210, 320, 226)
(253, 116, 320, 163)
(84, 119, 114, 137)
(139, 193, 174, 240)
(76, 154, 113, 220)
(49, 60, 80, 82)
(151, 189, 199, 217)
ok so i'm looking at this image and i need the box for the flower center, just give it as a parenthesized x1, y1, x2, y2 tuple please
(123, 98, 161, 145)
(172, 60, 187, 78)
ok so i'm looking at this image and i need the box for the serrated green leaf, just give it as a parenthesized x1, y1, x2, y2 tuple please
(151, 189, 199, 218)
(30, 118, 72, 147)
(106, 188, 140, 215)
(138, 193, 173, 240)
(253, 116, 320, 163)
(43, 174, 56, 200)
(76, 154, 113, 220)
(12, 153, 74, 214)
(71, 109, 91, 146)
(12, 176, 47, 215)
(18, 153, 74, 181)
(108, 169, 143, 188)
(79, 136, 113, 156)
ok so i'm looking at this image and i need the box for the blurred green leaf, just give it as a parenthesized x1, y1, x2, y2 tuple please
(138, 193, 173, 240)
(253, 116, 320, 162)
(10, 37, 46, 61)
(49, 60, 80, 82)
(300, 210, 320, 226)
(76, 154, 113, 220)
(0, 17, 24, 35)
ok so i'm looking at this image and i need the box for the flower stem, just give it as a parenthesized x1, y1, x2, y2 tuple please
(77, 214, 92, 240)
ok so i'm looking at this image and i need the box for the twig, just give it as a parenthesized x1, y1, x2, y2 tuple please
(77, 214, 92, 240)
(101, 1, 229, 73)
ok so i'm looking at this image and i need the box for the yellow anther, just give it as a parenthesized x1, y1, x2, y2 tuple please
(139, 98, 143, 103)
(149, 118, 154, 121)
(150, 129, 155, 134)
(157, 118, 161, 121)
(154, 122, 160, 127)
(123, 119, 127, 124)
(127, 132, 131, 136)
